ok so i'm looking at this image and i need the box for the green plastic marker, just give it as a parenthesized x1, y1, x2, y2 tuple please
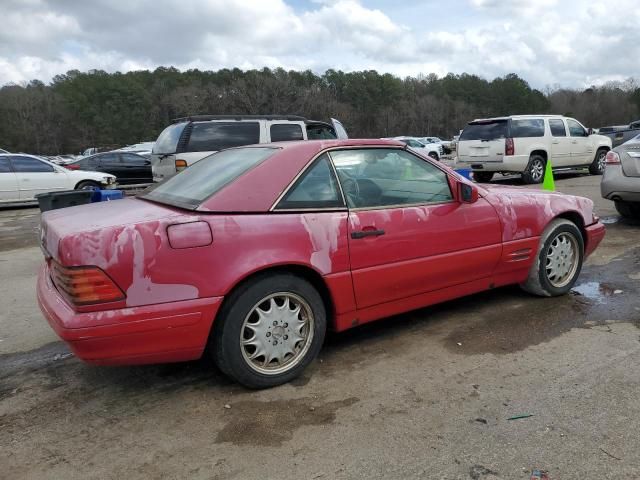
(542, 158, 555, 191)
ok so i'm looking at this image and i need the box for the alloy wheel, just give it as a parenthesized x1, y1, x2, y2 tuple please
(545, 232, 579, 288)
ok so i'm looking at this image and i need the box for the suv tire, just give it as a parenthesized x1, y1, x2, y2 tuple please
(522, 154, 546, 184)
(473, 172, 494, 183)
(589, 148, 607, 175)
(615, 200, 640, 219)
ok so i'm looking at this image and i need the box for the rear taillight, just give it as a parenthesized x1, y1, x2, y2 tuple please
(51, 261, 125, 306)
(175, 159, 188, 172)
(605, 151, 621, 165)
(65, 164, 80, 170)
(505, 138, 515, 156)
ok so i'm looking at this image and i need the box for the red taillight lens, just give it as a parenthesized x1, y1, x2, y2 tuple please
(175, 159, 188, 171)
(65, 164, 80, 170)
(505, 138, 515, 156)
(51, 262, 125, 306)
(605, 151, 621, 165)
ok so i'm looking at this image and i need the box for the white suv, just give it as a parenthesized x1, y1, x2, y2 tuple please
(456, 115, 612, 183)
(151, 115, 348, 182)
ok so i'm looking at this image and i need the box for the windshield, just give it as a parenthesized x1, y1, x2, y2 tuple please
(152, 122, 187, 155)
(459, 120, 508, 141)
(143, 147, 277, 208)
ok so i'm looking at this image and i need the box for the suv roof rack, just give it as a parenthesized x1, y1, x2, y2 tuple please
(172, 114, 308, 123)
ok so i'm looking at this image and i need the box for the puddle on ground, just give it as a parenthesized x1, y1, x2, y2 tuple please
(571, 282, 621, 304)
(215, 397, 359, 446)
(600, 216, 619, 225)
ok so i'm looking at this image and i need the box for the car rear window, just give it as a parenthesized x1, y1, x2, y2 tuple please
(152, 122, 187, 154)
(511, 119, 545, 138)
(186, 122, 260, 152)
(459, 121, 508, 141)
(143, 147, 276, 209)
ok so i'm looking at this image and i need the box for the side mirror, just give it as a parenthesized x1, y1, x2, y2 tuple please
(458, 181, 479, 204)
(587, 128, 593, 135)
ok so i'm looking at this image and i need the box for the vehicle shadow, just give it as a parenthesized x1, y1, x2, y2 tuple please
(489, 170, 590, 185)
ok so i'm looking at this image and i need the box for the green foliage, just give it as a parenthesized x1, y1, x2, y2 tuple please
(0, 68, 637, 154)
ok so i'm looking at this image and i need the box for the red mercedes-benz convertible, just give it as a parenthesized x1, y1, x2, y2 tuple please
(37, 139, 605, 388)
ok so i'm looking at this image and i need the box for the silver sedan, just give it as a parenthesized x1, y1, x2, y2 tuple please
(601, 134, 640, 218)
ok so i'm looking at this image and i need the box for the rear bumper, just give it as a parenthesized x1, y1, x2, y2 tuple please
(601, 165, 640, 202)
(457, 155, 529, 173)
(584, 222, 606, 258)
(37, 262, 223, 365)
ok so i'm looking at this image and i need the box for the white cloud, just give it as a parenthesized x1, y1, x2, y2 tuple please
(0, 0, 638, 89)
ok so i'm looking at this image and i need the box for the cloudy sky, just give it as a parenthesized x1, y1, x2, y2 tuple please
(1, 0, 638, 88)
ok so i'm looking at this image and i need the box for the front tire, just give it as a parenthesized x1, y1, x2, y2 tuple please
(615, 200, 640, 219)
(75, 180, 101, 190)
(473, 171, 494, 183)
(522, 154, 546, 184)
(520, 219, 584, 297)
(211, 273, 326, 389)
(428, 151, 440, 161)
(589, 148, 607, 175)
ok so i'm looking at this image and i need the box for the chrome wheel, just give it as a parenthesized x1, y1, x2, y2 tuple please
(545, 232, 579, 288)
(597, 151, 606, 172)
(529, 159, 545, 182)
(240, 293, 314, 375)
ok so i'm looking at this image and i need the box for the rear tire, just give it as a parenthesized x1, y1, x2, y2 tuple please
(589, 148, 607, 175)
(520, 219, 584, 297)
(522, 154, 546, 184)
(428, 151, 440, 161)
(615, 200, 640, 219)
(75, 180, 100, 190)
(473, 171, 494, 183)
(210, 273, 326, 389)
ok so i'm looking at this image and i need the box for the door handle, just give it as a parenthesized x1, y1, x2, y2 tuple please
(551, 140, 560, 144)
(571, 140, 578, 144)
(351, 229, 385, 239)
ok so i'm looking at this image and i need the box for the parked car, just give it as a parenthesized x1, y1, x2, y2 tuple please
(391, 137, 443, 160)
(456, 115, 612, 184)
(420, 136, 453, 154)
(601, 134, 640, 218)
(150, 115, 348, 182)
(37, 139, 605, 388)
(599, 121, 640, 148)
(0, 148, 9, 154)
(0, 154, 115, 204)
(67, 151, 152, 185)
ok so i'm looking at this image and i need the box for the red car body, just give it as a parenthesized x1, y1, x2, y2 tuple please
(37, 139, 605, 366)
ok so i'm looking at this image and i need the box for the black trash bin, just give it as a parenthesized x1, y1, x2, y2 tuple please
(35, 190, 93, 213)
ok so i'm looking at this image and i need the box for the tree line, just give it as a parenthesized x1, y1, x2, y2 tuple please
(0, 67, 639, 155)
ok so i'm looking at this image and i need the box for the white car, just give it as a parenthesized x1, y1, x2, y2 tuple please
(420, 136, 453, 154)
(456, 115, 612, 184)
(0, 153, 116, 204)
(391, 137, 443, 161)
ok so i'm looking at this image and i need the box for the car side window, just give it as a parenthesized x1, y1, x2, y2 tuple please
(98, 153, 121, 166)
(567, 119, 587, 137)
(0, 158, 12, 172)
(270, 124, 304, 142)
(330, 148, 453, 209)
(405, 139, 422, 148)
(510, 119, 545, 137)
(549, 119, 567, 137)
(276, 154, 344, 210)
(306, 125, 337, 140)
(121, 153, 148, 166)
(10, 156, 54, 173)
(186, 122, 260, 152)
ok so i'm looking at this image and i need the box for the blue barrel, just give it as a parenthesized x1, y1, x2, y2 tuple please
(455, 168, 472, 180)
(91, 190, 124, 202)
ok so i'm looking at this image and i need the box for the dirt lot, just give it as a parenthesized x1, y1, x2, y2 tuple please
(1, 173, 639, 479)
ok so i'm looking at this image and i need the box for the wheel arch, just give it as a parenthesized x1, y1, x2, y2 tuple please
(553, 210, 586, 245)
(530, 149, 548, 162)
(74, 179, 100, 189)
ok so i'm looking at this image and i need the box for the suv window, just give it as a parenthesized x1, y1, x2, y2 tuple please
(276, 154, 344, 209)
(459, 120, 508, 141)
(549, 119, 567, 137)
(186, 122, 260, 152)
(330, 148, 452, 209)
(307, 124, 337, 140)
(270, 124, 304, 142)
(567, 119, 587, 137)
(11, 156, 54, 173)
(144, 147, 276, 208)
(0, 158, 12, 172)
(153, 122, 188, 154)
(511, 119, 545, 138)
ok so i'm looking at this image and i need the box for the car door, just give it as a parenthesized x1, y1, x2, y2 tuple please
(95, 153, 124, 181)
(566, 118, 592, 165)
(330, 147, 503, 310)
(10, 155, 68, 200)
(120, 153, 152, 184)
(548, 118, 572, 167)
(0, 157, 19, 201)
